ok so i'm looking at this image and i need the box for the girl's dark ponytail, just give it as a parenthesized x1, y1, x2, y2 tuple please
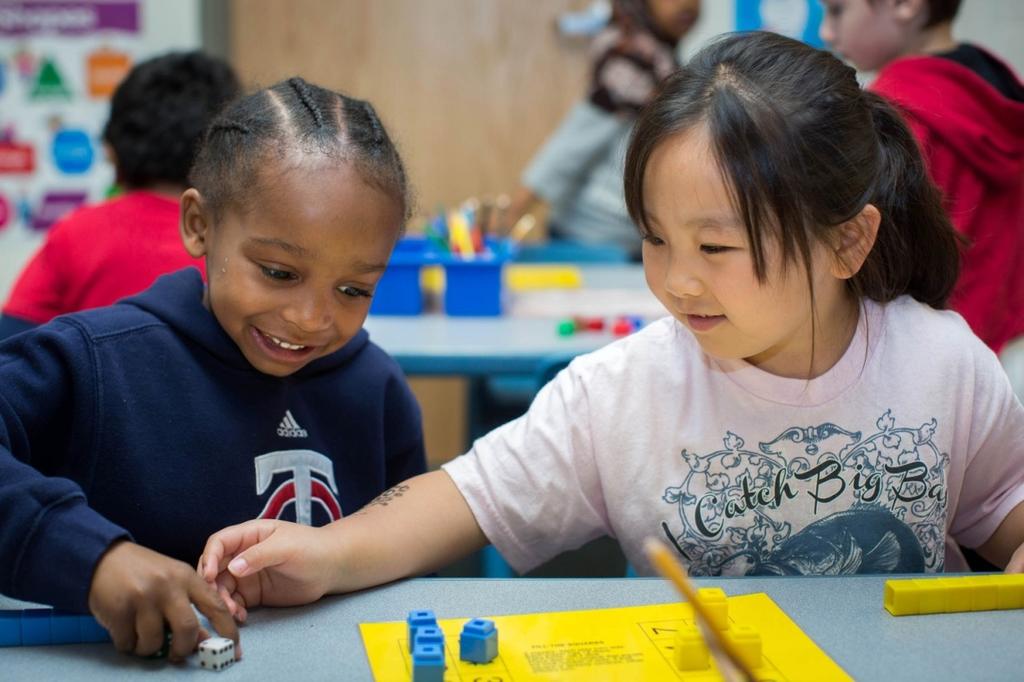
(857, 92, 962, 308)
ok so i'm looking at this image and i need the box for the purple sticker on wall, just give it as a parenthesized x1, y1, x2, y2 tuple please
(0, 2, 139, 37)
(31, 189, 87, 231)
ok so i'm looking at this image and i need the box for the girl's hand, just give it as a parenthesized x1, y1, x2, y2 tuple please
(88, 541, 239, 661)
(197, 519, 339, 621)
(1005, 543, 1024, 573)
(199, 472, 489, 619)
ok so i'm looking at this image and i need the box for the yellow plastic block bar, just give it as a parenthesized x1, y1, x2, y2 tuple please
(965, 576, 999, 611)
(883, 580, 920, 616)
(915, 578, 947, 614)
(884, 574, 1024, 616)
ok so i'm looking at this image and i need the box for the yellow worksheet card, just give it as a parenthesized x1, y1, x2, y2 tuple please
(360, 592, 851, 681)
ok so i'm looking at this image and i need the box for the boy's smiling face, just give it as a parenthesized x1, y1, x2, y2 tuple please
(181, 160, 402, 377)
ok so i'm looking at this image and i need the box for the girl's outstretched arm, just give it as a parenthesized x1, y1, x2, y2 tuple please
(198, 470, 487, 617)
(979, 499, 1024, 572)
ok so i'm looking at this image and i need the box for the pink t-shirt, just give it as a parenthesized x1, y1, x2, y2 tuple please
(444, 297, 1024, 575)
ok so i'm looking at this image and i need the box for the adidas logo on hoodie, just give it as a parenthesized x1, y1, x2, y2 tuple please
(276, 410, 308, 438)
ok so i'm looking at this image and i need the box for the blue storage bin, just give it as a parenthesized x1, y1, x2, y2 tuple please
(443, 239, 514, 317)
(370, 237, 435, 316)
(371, 236, 513, 316)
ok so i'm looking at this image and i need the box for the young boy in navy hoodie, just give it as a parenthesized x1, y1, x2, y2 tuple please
(0, 78, 425, 661)
(819, 0, 1024, 356)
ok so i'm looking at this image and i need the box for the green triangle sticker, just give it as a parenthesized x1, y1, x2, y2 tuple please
(31, 58, 71, 99)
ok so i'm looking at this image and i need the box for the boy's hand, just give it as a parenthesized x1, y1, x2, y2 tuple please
(198, 519, 338, 621)
(88, 541, 239, 661)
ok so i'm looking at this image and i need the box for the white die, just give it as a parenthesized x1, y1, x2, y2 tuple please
(198, 636, 236, 671)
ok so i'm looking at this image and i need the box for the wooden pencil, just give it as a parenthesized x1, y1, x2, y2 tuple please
(644, 537, 757, 681)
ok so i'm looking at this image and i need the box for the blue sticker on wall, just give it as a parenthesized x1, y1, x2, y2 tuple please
(736, 0, 824, 48)
(52, 129, 94, 174)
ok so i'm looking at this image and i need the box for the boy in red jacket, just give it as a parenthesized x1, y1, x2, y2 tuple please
(820, 0, 1024, 355)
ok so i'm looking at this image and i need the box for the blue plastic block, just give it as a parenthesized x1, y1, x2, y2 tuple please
(406, 610, 437, 649)
(50, 610, 81, 644)
(459, 618, 498, 663)
(21, 608, 51, 646)
(78, 615, 111, 643)
(414, 624, 444, 648)
(0, 610, 21, 647)
(411, 642, 445, 682)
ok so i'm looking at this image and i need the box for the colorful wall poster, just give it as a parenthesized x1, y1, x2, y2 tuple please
(0, 0, 199, 301)
(0, 2, 141, 236)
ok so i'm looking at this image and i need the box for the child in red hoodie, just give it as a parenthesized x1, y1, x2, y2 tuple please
(820, 0, 1024, 356)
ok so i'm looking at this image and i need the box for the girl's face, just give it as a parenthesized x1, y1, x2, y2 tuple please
(181, 161, 402, 377)
(641, 124, 856, 379)
(818, 0, 915, 72)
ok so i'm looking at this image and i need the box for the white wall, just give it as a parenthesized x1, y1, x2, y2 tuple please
(954, 1, 1024, 73)
(0, 0, 200, 303)
(681, 0, 736, 61)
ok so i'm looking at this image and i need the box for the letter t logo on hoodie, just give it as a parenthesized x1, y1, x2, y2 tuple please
(254, 450, 342, 524)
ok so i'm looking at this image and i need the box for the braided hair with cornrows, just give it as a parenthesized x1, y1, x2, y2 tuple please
(189, 77, 410, 223)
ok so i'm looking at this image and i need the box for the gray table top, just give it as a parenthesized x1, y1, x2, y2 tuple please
(4, 575, 1023, 680)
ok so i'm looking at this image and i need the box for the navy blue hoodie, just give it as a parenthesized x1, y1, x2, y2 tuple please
(0, 268, 425, 612)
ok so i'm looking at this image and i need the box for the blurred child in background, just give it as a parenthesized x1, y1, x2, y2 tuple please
(820, 0, 1024, 365)
(502, 0, 700, 259)
(0, 51, 240, 340)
